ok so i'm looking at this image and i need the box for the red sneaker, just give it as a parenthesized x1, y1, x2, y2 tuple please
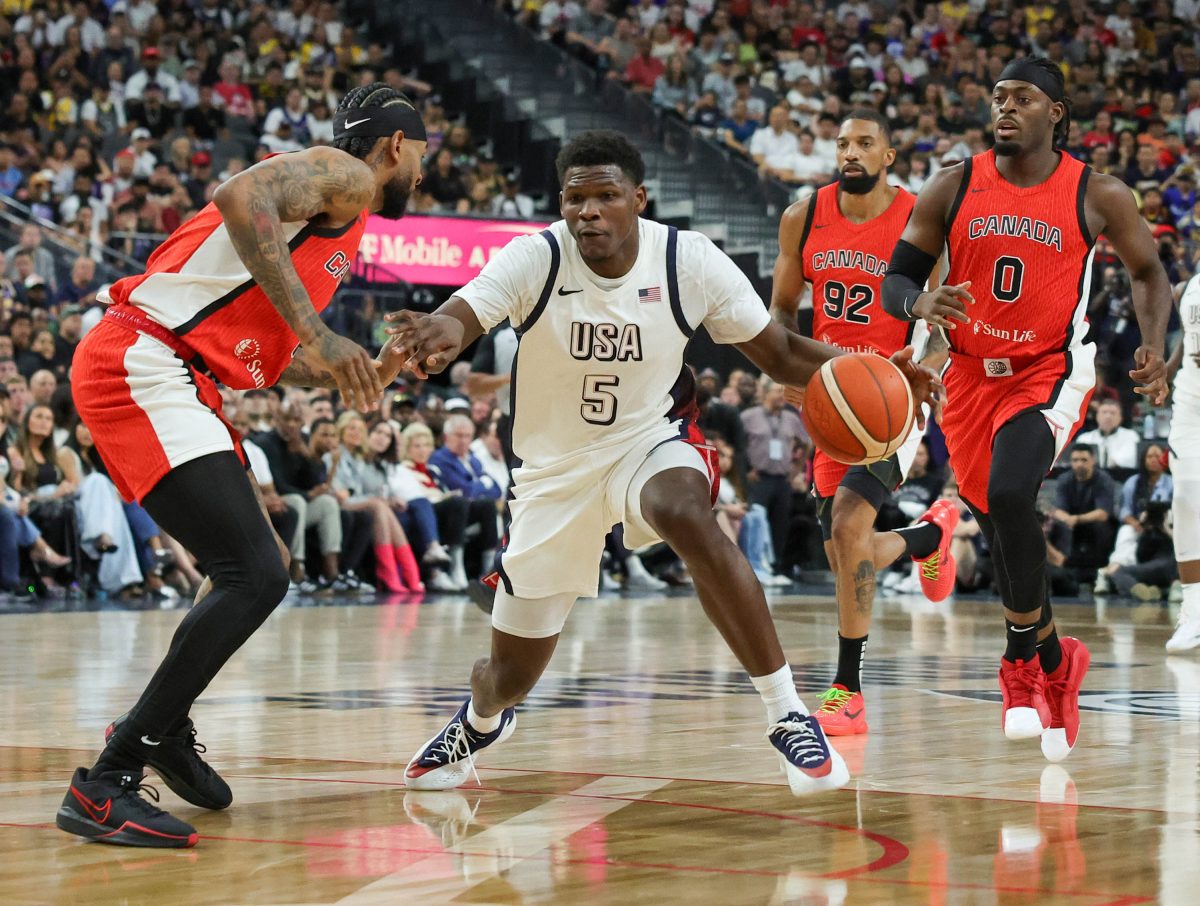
(911, 499, 960, 602)
(812, 685, 869, 736)
(1041, 638, 1090, 762)
(999, 655, 1050, 740)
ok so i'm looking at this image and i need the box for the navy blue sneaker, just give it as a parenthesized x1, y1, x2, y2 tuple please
(767, 712, 850, 796)
(405, 700, 516, 790)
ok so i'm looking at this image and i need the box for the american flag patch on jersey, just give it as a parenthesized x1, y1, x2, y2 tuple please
(638, 286, 662, 303)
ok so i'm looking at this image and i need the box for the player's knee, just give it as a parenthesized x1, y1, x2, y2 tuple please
(986, 481, 1033, 528)
(829, 507, 871, 555)
(642, 491, 714, 550)
(253, 553, 291, 608)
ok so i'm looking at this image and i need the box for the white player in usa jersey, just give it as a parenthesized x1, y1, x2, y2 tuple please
(1168, 275, 1200, 652)
(388, 131, 940, 795)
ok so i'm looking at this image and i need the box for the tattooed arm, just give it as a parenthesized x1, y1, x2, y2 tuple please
(212, 146, 383, 411)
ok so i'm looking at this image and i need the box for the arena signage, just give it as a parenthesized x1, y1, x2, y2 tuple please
(356, 215, 550, 285)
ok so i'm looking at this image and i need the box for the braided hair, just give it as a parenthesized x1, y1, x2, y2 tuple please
(1014, 55, 1071, 149)
(332, 83, 418, 160)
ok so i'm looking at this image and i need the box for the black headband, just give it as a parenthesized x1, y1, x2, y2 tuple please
(333, 104, 427, 142)
(996, 61, 1064, 103)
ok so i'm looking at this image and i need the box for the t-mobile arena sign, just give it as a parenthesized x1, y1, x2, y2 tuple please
(356, 215, 551, 286)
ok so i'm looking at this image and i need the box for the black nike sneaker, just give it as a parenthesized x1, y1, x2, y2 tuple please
(57, 767, 198, 848)
(105, 714, 233, 810)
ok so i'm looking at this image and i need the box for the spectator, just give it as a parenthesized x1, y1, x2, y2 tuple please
(0, 144, 23, 198)
(429, 414, 502, 575)
(52, 256, 98, 310)
(1052, 443, 1119, 580)
(741, 377, 807, 575)
(1075, 398, 1142, 469)
(565, 0, 615, 69)
(652, 55, 697, 118)
(491, 168, 535, 219)
(229, 407, 299, 571)
(401, 421, 481, 587)
(5, 225, 57, 293)
(422, 148, 469, 211)
(256, 406, 350, 594)
(324, 413, 424, 593)
(365, 418, 461, 592)
(125, 47, 181, 106)
(750, 106, 800, 179)
(1096, 502, 1179, 601)
(625, 36, 666, 95)
(720, 99, 759, 156)
(782, 131, 832, 185)
(713, 436, 784, 586)
(1096, 442, 1174, 592)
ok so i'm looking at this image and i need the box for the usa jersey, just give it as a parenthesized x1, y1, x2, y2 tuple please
(102, 202, 366, 390)
(457, 219, 771, 469)
(1176, 274, 1200, 408)
(945, 150, 1095, 363)
(802, 183, 923, 356)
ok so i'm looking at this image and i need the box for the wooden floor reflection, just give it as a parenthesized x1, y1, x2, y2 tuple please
(1, 589, 1197, 904)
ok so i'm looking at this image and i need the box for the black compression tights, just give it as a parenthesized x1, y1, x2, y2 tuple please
(965, 410, 1056, 621)
(121, 452, 290, 737)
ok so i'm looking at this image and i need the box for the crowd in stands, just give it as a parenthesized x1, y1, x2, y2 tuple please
(0, 0, 1190, 603)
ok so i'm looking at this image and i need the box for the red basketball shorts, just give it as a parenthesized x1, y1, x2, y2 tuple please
(72, 319, 245, 503)
(940, 348, 1095, 513)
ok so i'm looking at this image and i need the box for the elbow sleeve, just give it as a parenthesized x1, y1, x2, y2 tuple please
(882, 240, 938, 321)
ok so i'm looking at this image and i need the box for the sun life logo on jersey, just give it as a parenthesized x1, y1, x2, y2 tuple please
(235, 338, 266, 389)
(324, 251, 352, 281)
(972, 319, 1036, 343)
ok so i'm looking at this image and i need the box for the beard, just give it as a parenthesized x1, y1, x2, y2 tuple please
(994, 140, 1021, 156)
(839, 168, 882, 194)
(377, 175, 411, 219)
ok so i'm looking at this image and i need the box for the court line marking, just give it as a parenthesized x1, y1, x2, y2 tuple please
(0, 820, 1151, 903)
(4, 745, 1189, 817)
(228, 770, 908, 880)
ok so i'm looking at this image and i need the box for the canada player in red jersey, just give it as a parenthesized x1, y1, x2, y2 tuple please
(771, 110, 954, 738)
(56, 84, 424, 848)
(883, 57, 1171, 762)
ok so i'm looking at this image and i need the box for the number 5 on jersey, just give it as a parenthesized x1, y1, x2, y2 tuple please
(582, 375, 619, 425)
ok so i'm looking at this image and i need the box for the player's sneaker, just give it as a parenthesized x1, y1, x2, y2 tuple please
(405, 700, 516, 791)
(812, 685, 868, 736)
(766, 711, 850, 795)
(1166, 611, 1200, 653)
(1040, 638, 1090, 762)
(999, 655, 1050, 740)
(56, 767, 198, 848)
(911, 499, 959, 602)
(105, 714, 232, 810)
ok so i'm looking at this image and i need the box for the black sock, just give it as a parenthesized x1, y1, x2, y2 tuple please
(833, 634, 867, 693)
(893, 522, 941, 559)
(1037, 626, 1062, 674)
(1004, 620, 1038, 663)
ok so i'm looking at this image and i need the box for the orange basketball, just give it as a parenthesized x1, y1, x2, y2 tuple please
(800, 354, 915, 465)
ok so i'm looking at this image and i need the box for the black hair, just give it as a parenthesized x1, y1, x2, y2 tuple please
(555, 129, 645, 187)
(310, 416, 336, 433)
(1011, 55, 1071, 148)
(843, 108, 892, 146)
(333, 82, 418, 161)
(1070, 442, 1096, 458)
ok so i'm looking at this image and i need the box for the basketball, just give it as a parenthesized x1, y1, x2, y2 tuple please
(800, 353, 915, 465)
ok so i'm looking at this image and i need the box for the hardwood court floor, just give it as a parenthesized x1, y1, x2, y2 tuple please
(1, 587, 1198, 905)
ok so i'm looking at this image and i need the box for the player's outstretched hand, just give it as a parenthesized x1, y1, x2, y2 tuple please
(384, 310, 465, 379)
(912, 281, 974, 330)
(889, 345, 944, 430)
(309, 329, 383, 412)
(1130, 345, 1169, 406)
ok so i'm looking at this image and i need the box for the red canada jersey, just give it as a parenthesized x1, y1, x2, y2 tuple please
(102, 202, 366, 390)
(945, 150, 1095, 362)
(802, 184, 917, 356)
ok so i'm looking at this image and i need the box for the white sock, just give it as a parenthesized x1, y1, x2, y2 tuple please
(1182, 583, 1200, 621)
(751, 664, 806, 724)
(466, 699, 502, 733)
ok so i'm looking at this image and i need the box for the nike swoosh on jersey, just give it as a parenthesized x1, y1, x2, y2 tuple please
(343, 117, 371, 129)
(557, 287, 583, 295)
